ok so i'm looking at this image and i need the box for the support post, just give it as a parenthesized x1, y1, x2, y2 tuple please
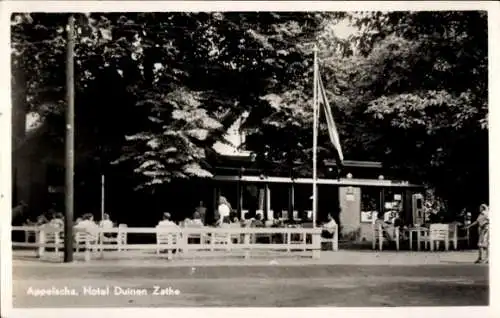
(64, 14, 75, 263)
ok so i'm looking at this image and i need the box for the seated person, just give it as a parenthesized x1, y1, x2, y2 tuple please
(74, 213, 99, 238)
(251, 213, 265, 228)
(75, 217, 83, 226)
(157, 212, 178, 228)
(374, 211, 395, 242)
(183, 218, 193, 227)
(190, 212, 204, 227)
(229, 212, 240, 224)
(99, 213, 114, 238)
(156, 212, 180, 254)
(49, 212, 64, 229)
(99, 213, 114, 229)
(75, 214, 98, 228)
(321, 214, 337, 238)
(272, 219, 285, 228)
(241, 212, 254, 228)
(36, 215, 49, 226)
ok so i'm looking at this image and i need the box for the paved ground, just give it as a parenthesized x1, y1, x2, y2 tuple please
(11, 250, 489, 307)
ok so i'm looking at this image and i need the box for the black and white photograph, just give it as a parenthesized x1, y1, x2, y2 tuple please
(1, 1, 497, 315)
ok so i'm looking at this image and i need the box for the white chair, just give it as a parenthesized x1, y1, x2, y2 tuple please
(74, 228, 99, 252)
(429, 224, 449, 251)
(43, 226, 64, 254)
(156, 226, 180, 260)
(448, 223, 470, 250)
(212, 226, 231, 250)
(184, 222, 206, 246)
(409, 226, 429, 251)
(74, 231, 87, 252)
(372, 223, 400, 251)
(117, 224, 128, 251)
(228, 222, 242, 244)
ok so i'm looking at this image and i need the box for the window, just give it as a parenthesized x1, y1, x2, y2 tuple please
(361, 187, 381, 223)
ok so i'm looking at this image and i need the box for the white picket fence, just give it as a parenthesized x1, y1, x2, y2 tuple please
(11, 225, 335, 261)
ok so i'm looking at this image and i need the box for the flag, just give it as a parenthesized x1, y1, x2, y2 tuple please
(317, 74, 344, 166)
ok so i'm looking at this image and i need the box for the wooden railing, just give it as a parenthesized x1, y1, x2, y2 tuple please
(12, 226, 326, 261)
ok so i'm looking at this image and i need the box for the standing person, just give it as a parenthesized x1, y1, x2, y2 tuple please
(195, 201, 207, 225)
(464, 204, 489, 264)
(217, 196, 232, 227)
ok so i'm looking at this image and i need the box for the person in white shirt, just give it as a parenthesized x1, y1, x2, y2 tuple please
(99, 213, 114, 228)
(156, 212, 180, 255)
(190, 212, 204, 227)
(74, 214, 99, 239)
(157, 212, 179, 229)
(49, 212, 64, 229)
(75, 214, 98, 228)
(99, 213, 115, 238)
(75, 217, 83, 226)
(217, 196, 232, 226)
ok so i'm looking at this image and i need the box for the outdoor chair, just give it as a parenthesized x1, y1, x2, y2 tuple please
(212, 227, 232, 250)
(74, 230, 99, 252)
(429, 223, 450, 251)
(39, 225, 64, 255)
(184, 222, 205, 245)
(99, 227, 120, 250)
(117, 224, 128, 251)
(228, 222, 242, 244)
(448, 223, 470, 250)
(372, 223, 400, 251)
(156, 226, 180, 260)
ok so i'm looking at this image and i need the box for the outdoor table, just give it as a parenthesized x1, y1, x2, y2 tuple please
(408, 226, 429, 251)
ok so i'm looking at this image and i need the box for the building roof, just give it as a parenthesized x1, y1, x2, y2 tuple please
(213, 174, 420, 188)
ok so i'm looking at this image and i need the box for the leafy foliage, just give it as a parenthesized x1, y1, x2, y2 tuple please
(11, 12, 339, 188)
(244, 11, 488, 210)
(344, 12, 488, 209)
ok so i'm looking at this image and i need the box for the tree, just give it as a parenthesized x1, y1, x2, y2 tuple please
(11, 12, 339, 189)
(244, 11, 488, 212)
(342, 11, 488, 210)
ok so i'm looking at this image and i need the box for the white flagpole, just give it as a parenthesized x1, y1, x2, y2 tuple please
(312, 45, 319, 228)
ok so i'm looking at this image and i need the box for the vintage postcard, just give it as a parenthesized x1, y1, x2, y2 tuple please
(1, 1, 498, 318)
